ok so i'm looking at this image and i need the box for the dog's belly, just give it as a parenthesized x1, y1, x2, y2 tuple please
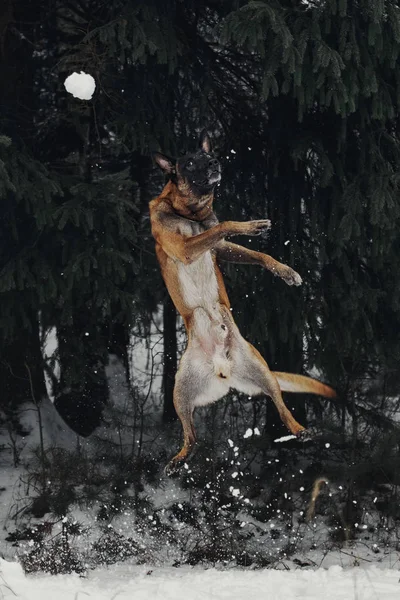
(187, 312, 264, 407)
(193, 379, 231, 407)
(190, 351, 231, 407)
(177, 252, 219, 310)
(191, 361, 263, 408)
(176, 250, 263, 405)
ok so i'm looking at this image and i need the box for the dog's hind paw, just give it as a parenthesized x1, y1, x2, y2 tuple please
(296, 428, 318, 442)
(164, 458, 187, 477)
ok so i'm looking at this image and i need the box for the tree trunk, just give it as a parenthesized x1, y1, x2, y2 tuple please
(0, 315, 47, 433)
(102, 319, 130, 376)
(162, 295, 178, 423)
(55, 307, 109, 437)
(261, 126, 308, 440)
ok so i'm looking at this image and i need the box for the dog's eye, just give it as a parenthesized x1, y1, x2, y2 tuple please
(186, 160, 194, 169)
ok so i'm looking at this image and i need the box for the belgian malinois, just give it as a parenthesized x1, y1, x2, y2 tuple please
(150, 131, 336, 475)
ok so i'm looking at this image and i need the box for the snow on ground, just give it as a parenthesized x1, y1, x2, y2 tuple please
(1, 559, 399, 600)
(1, 313, 398, 597)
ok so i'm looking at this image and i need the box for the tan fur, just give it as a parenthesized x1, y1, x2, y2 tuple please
(150, 154, 336, 475)
(274, 372, 337, 397)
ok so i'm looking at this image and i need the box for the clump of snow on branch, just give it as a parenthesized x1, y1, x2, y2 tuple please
(64, 72, 96, 100)
(274, 434, 297, 443)
(301, 0, 324, 8)
(243, 428, 261, 439)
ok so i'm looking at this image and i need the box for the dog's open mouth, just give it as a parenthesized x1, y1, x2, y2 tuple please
(208, 171, 221, 184)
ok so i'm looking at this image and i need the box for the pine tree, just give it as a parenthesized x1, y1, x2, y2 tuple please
(218, 0, 400, 439)
(0, 0, 62, 419)
(2, 0, 399, 457)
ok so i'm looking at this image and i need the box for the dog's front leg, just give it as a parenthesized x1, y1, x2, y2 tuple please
(151, 204, 272, 265)
(216, 241, 302, 286)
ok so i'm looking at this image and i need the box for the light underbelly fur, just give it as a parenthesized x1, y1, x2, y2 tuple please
(177, 251, 219, 310)
(178, 253, 233, 379)
(177, 252, 263, 402)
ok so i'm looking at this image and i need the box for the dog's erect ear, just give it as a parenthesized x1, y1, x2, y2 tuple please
(153, 152, 175, 173)
(199, 130, 212, 154)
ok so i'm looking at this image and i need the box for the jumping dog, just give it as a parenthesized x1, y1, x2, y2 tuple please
(150, 131, 336, 475)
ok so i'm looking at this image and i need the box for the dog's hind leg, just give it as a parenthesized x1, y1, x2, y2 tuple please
(232, 341, 306, 437)
(165, 366, 197, 476)
(164, 347, 228, 476)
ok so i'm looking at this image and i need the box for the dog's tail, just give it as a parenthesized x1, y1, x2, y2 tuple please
(273, 372, 337, 398)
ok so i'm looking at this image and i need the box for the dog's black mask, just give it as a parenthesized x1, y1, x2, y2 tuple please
(177, 149, 221, 196)
(154, 130, 221, 197)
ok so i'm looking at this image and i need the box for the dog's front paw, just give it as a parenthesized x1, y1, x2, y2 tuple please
(281, 267, 302, 286)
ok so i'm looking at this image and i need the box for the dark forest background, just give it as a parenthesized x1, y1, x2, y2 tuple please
(1, 0, 400, 572)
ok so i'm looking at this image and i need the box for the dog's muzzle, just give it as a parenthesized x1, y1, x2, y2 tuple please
(208, 171, 221, 184)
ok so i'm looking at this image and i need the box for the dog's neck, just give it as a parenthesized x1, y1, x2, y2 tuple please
(161, 180, 214, 221)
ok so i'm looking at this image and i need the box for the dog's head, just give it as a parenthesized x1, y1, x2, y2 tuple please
(154, 131, 221, 198)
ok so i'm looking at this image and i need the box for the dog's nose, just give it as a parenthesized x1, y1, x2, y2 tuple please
(209, 158, 219, 169)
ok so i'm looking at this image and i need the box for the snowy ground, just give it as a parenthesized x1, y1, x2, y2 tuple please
(1, 326, 400, 598)
(1, 558, 399, 600)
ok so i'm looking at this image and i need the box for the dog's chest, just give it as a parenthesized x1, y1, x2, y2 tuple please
(176, 220, 219, 309)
